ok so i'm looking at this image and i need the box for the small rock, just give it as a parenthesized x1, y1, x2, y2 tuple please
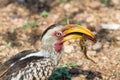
(87, 51, 96, 56)
(64, 3, 71, 10)
(18, 0, 25, 3)
(110, 0, 120, 6)
(116, 41, 120, 46)
(113, 48, 120, 52)
(87, 1, 101, 9)
(92, 42, 102, 51)
(86, 16, 95, 23)
(101, 56, 109, 60)
(64, 45, 74, 53)
(116, 37, 120, 41)
(101, 24, 120, 30)
(0, 0, 9, 7)
(95, 25, 102, 32)
(63, 3, 79, 13)
(103, 43, 110, 48)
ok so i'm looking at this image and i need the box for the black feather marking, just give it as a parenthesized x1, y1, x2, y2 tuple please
(4, 50, 39, 66)
(0, 50, 39, 78)
(41, 24, 60, 39)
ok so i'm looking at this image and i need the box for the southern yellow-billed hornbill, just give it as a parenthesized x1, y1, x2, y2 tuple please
(0, 24, 95, 80)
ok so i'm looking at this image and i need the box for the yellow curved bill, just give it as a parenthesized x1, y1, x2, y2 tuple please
(62, 24, 96, 42)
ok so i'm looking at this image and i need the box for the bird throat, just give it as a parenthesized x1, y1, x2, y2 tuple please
(54, 42, 63, 52)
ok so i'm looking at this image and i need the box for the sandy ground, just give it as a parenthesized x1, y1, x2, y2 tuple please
(0, 0, 120, 80)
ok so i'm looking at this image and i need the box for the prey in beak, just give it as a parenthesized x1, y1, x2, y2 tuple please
(62, 24, 96, 43)
(61, 24, 96, 63)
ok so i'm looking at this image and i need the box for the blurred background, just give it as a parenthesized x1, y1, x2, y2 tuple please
(0, 0, 120, 80)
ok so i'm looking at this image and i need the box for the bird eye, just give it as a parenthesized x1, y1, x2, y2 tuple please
(56, 32, 61, 37)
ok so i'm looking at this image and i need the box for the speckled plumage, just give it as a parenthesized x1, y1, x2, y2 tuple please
(0, 50, 55, 80)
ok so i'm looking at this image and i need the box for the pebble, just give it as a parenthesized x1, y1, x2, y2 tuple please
(116, 37, 120, 41)
(113, 48, 120, 53)
(101, 24, 120, 30)
(116, 41, 120, 46)
(63, 3, 79, 13)
(18, 0, 25, 3)
(110, 0, 120, 6)
(86, 16, 94, 23)
(64, 3, 71, 10)
(87, 1, 101, 9)
(92, 42, 102, 51)
(103, 44, 110, 48)
(64, 45, 74, 53)
(87, 51, 96, 56)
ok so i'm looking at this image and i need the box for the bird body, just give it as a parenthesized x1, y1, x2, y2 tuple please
(0, 50, 55, 80)
(0, 24, 95, 80)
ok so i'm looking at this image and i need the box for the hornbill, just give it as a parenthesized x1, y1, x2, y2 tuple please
(0, 24, 95, 80)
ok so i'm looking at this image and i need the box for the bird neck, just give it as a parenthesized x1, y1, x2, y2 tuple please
(41, 45, 62, 66)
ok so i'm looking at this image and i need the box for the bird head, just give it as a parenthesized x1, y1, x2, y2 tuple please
(41, 24, 96, 53)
